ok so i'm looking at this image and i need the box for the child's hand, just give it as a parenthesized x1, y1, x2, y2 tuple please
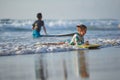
(84, 41, 89, 45)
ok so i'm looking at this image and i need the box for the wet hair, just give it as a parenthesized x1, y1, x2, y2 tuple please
(76, 24, 87, 30)
(37, 13, 42, 19)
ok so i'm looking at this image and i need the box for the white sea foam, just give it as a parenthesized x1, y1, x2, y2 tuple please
(0, 38, 120, 56)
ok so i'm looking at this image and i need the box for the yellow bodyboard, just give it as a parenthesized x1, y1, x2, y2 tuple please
(78, 44, 101, 49)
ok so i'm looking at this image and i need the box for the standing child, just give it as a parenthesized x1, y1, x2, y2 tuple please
(70, 24, 89, 45)
(32, 13, 47, 38)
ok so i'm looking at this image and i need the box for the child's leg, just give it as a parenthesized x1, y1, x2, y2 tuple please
(42, 42, 65, 45)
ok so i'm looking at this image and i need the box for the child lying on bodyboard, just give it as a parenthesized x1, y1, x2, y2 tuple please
(42, 24, 100, 49)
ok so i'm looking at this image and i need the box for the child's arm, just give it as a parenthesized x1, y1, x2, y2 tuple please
(32, 22, 36, 30)
(32, 25, 35, 30)
(42, 21, 47, 35)
(43, 25, 47, 35)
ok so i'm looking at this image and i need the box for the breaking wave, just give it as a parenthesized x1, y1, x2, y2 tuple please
(0, 19, 120, 31)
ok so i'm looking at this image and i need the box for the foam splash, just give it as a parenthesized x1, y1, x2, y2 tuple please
(89, 38, 120, 48)
(0, 38, 120, 56)
(0, 42, 80, 56)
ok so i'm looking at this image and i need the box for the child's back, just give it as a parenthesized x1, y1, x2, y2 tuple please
(32, 20, 44, 32)
(32, 13, 47, 38)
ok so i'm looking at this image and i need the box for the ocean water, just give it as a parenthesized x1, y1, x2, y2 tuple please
(0, 19, 120, 80)
(0, 19, 120, 56)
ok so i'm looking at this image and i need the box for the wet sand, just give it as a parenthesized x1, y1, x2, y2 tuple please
(0, 47, 120, 80)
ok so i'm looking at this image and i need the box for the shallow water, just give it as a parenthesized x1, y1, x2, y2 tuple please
(0, 47, 120, 80)
(0, 19, 120, 55)
(0, 30, 120, 56)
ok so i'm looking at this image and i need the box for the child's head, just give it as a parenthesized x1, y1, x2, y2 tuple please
(36, 13, 42, 20)
(76, 24, 87, 36)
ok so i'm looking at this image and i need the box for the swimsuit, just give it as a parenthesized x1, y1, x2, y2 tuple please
(70, 33, 84, 45)
(32, 30, 41, 38)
